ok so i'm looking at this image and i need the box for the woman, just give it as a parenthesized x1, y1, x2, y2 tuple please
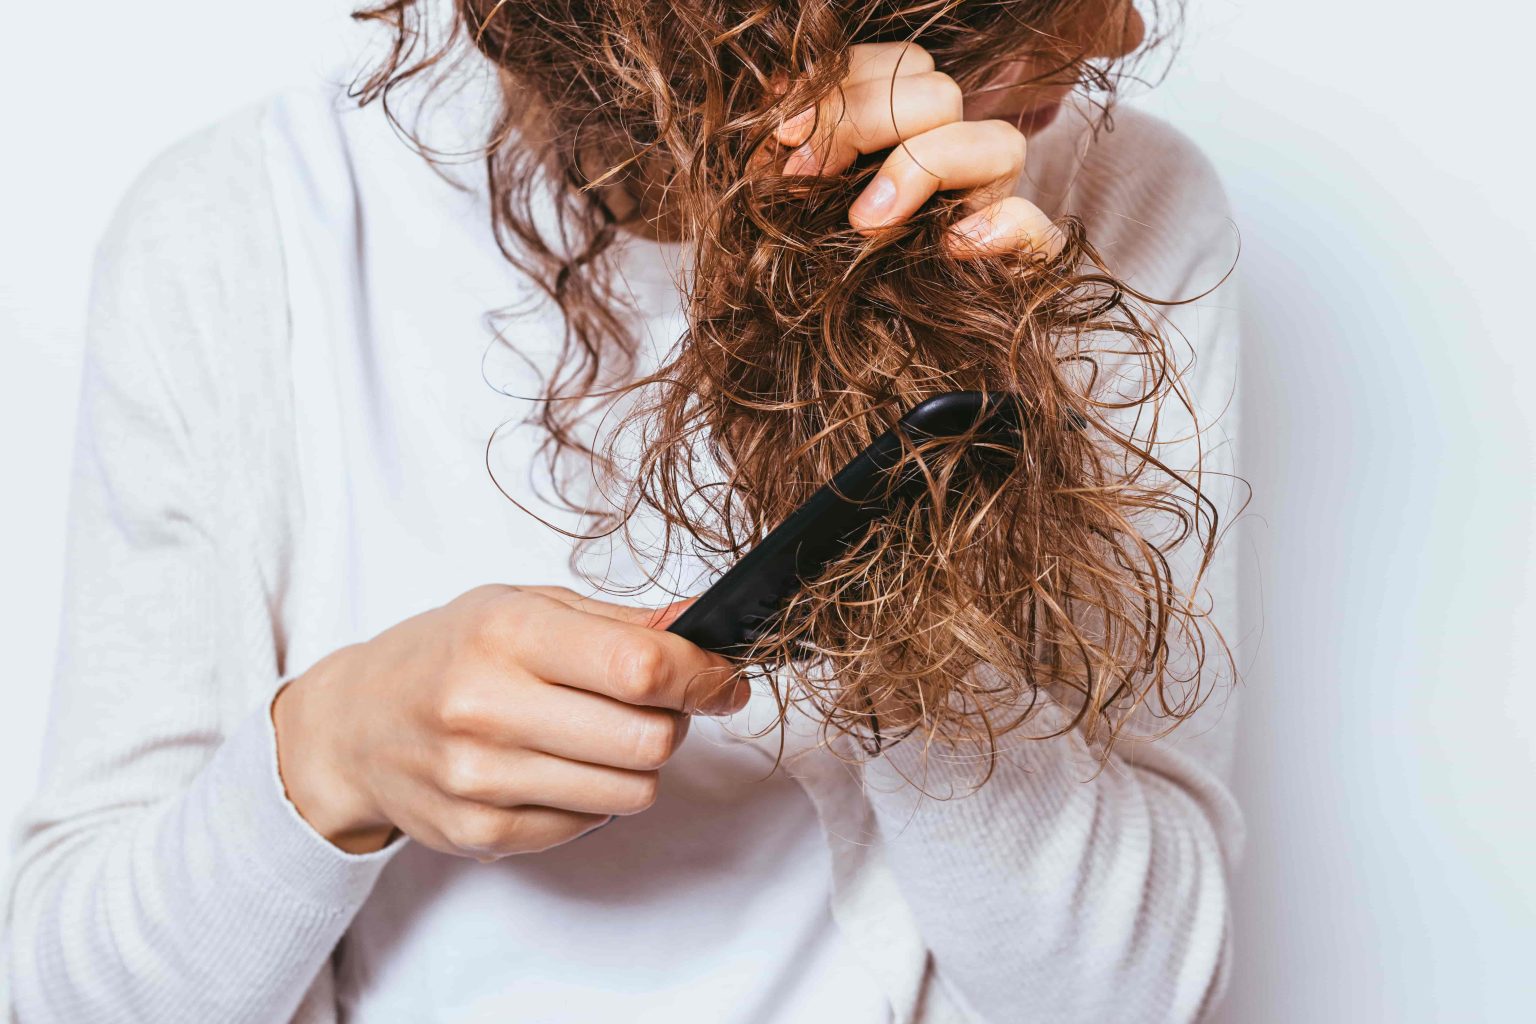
(5, 0, 1244, 1021)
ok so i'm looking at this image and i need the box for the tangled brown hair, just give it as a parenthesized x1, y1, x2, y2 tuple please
(350, 0, 1234, 773)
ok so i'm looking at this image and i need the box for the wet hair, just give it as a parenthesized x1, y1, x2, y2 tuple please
(351, 0, 1235, 775)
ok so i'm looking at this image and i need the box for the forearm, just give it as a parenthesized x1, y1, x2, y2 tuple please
(864, 728, 1242, 1023)
(7, 703, 400, 1024)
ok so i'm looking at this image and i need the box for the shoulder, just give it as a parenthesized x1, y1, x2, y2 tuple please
(91, 101, 288, 388)
(86, 95, 308, 402)
(86, 100, 296, 522)
(1021, 99, 1239, 301)
(97, 102, 280, 298)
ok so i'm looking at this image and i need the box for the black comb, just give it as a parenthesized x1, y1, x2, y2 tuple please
(665, 391, 1024, 658)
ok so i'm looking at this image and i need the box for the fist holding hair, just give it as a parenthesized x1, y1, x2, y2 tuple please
(775, 40, 1068, 258)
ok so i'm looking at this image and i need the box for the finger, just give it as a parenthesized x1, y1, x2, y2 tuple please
(845, 40, 936, 86)
(847, 118, 1027, 230)
(576, 595, 696, 631)
(436, 744, 664, 817)
(947, 194, 1067, 260)
(515, 586, 685, 631)
(782, 71, 963, 175)
(497, 683, 694, 770)
(649, 597, 697, 630)
(429, 798, 613, 861)
(775, 42, 936, 148)
(504, 593, 744, 713)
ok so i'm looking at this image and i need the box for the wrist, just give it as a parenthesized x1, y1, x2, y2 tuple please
(271, 649, 395, 854)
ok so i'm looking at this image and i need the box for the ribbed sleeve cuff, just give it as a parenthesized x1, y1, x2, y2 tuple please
(203, 698, 407, 913)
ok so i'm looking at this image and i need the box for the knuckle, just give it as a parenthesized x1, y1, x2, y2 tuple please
(462, 599, 509, 653)
(995, 195, 1037, 223)
(460, 583, 514, 606)
(615, 771, 661, 815)
(524, 585, 578, 604)
(462, 588, 549, 660)
(446, 805, 509, 855)
(627, 712, 680, 770)
(859, 40, 933, 76)
(899, 42, 935, 73)
(438, 746, 494, 799)
(435, 686, 490, 734)
(924, 71, 964, 117)
(980, 119, 1029, 168)
(609, 637, 668, 703)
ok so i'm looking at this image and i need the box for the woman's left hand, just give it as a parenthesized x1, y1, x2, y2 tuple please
(775, 41, 1066, 260)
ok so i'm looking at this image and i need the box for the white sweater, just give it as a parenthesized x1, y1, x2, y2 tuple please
(4, 80, 1245, 1024)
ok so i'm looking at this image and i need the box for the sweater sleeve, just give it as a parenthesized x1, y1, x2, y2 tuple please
(862, 109, 1247, 1024)
(4, 107, 402, 1024)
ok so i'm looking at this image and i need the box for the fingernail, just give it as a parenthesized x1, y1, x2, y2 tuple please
(783, 143, 821, 176)
(850, 175, 898, 227)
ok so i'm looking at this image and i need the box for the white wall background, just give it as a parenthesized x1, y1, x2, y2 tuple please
(1132, 3, 1536, 1019)
(3, 2, 1532, 1020)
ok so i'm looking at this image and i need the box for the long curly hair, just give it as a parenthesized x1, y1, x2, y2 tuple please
(349, 0, 1234, 771)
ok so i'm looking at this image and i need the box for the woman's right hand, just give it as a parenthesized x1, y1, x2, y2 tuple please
(270, 584, 745, 858)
